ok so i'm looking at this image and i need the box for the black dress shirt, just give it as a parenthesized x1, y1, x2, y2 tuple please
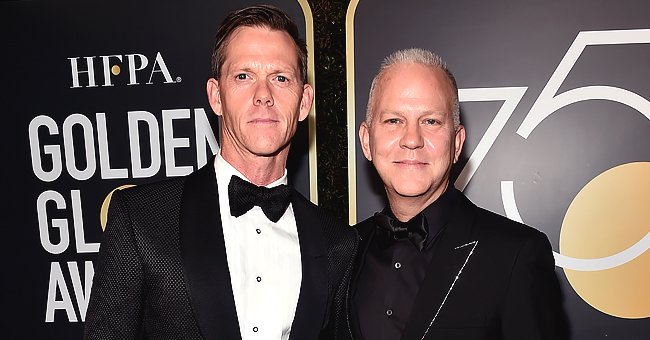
(352, 187, 459, 340)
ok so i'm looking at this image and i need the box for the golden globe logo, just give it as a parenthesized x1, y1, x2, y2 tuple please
(68, 52, 180, 88)
(560, 162, 650, 319)
(450, 29, 650, 320)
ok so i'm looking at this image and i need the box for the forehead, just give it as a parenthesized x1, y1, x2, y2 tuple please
(223, 26, 299, 70)
(373, 63, 454, 115)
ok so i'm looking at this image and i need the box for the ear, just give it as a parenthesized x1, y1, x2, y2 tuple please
(359, 121, 373, 161)
(298, 83, 314, 122)
(206, 78, 222, 117)
(453, 125, 466, 163)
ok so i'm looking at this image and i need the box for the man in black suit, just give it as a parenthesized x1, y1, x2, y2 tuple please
(350, 48, 569, 340)
(84, 5, 356, 340)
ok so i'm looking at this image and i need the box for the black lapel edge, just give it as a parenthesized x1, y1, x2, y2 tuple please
(402, 191, 480, 340)
(289, 193, 328, 339)
(349, 216, 378, 339)
(419, 240, 478, 339)
(180, 158, 241, 340)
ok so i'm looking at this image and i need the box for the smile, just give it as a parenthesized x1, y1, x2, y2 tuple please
(394, 160, 427, 166)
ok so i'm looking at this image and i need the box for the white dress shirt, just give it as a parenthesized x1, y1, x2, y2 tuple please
(215, 153, 302, 340)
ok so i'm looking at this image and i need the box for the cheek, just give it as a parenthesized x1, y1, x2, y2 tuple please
(425, 134, 453, 152)
(222, 110, 245, 131)
(225, 87, 253, 106)
(275, 87, 301, 102)
(372, 135, 399, 155)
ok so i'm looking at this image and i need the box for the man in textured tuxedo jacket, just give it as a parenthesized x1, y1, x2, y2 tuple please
(350, 48, 569, 340)
(84, 5, 356, 340)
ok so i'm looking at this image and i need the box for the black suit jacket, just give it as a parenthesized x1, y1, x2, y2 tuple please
(84, 159, 357, 340)
(350, 189, 569, 340)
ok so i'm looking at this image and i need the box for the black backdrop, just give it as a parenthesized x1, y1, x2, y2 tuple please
(350, 0, 649, 339)
(3, 0, 309, 338)
(2, 0, 649, 339)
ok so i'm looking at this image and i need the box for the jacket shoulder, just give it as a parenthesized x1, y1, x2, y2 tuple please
(117, 176, 185, 202)
(108, 176, 188, 239)
(473, 203, 548, 244)
(292, 191, 357, 241)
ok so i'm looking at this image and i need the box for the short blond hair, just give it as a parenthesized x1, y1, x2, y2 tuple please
(365, 48, 460, 127)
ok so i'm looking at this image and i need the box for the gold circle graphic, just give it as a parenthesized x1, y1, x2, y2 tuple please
(100, 185, 135, 231)
(561, 162, 650, 319)
(111, 65, 121, 76)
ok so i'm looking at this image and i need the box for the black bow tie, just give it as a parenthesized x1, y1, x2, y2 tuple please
(228, 175, 293, 223)
(375, 211, 429, 251)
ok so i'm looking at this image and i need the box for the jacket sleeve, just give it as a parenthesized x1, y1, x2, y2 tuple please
(83, 190, 144, 340)
(501, 231, 570, 340)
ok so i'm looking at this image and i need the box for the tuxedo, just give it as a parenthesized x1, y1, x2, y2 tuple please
(350, 188, 569, 340)
(83, 158, 357, 340)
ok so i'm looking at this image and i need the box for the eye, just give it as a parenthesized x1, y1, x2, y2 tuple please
(277, 75, 287, 82)
(423, 118, 440, 125)
(236, 73, 248, 80)
(384, 118, 401, 124)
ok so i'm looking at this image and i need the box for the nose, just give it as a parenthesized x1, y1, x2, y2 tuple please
(400, 121, 424, 149)
(254, 80, 274, 107)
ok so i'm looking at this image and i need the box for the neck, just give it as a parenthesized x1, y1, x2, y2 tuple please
(387, 181, 450, 222)
(220, 146, 289, 186)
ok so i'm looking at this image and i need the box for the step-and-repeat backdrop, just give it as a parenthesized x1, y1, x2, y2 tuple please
(350, 0, 649, 338)
(2, 0, 312, 338)
(3, 0, 649, 338)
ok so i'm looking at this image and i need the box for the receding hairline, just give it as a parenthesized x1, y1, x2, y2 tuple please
(365, 48, 460, 127)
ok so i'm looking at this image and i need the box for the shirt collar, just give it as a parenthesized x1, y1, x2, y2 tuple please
(214, 149, 288, 188)
(382, 183, 459, 248)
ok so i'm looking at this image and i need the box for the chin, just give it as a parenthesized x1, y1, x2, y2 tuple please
(250, 141, 289, 157)
(393, 185, 431, 198)
(251, 148, 282, 157)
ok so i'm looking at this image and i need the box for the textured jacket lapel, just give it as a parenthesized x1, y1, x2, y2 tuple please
(180, 159, 242, 340)
(349, 217, 378, 339)
(289, 193, 328, 340)
(402, 193, 479, 340)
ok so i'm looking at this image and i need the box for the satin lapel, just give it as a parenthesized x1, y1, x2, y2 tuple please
(402, 195, 479, 340)
(289, 194, 328, 340)
(180, 159, 241, 340)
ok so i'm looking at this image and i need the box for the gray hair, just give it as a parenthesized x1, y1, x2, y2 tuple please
(365, 48, 460, 127)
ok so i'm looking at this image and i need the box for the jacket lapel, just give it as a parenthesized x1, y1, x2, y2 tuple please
(402, 194, 479, 340)
(288, 193, 328, 340)
(349, 217, 378, 339)
(180, 159, 242, 340)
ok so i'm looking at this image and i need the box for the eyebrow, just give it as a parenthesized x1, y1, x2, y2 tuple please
(230, 62, 298, 74)
(378, 110, 447, 117)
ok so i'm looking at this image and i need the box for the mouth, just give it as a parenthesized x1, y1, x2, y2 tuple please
(248, 118, 279, 125)
(394, 160, 428, 167)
